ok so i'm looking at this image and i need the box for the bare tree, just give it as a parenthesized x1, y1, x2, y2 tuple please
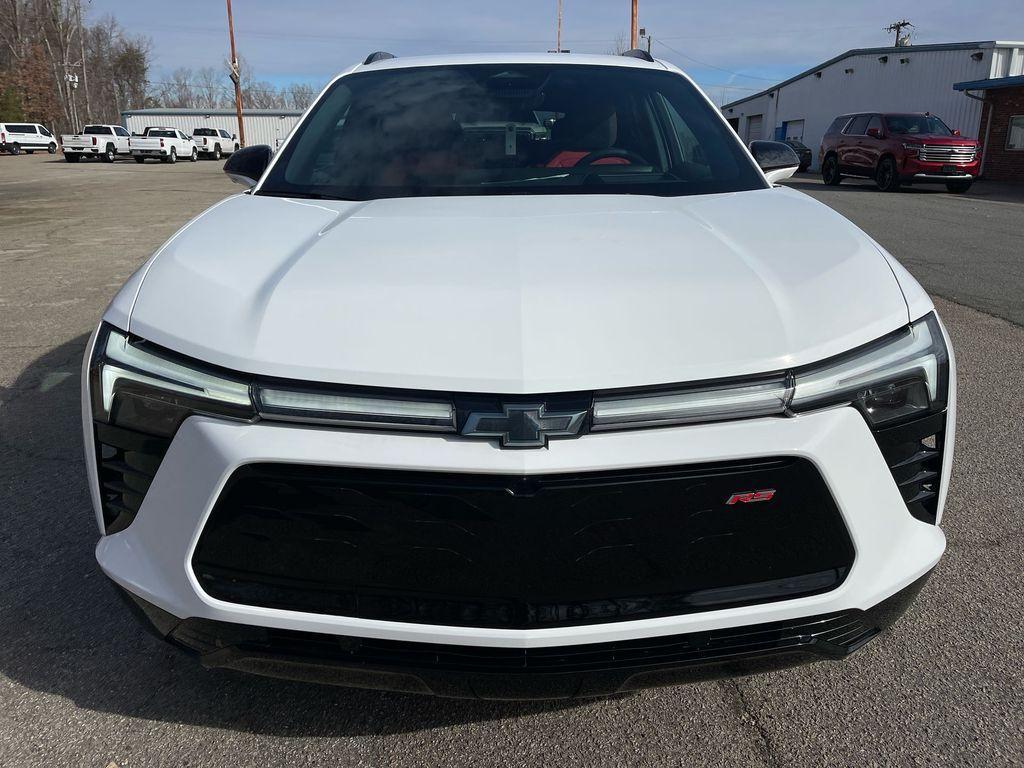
(194, 66, 226, 109)
(609, 31, 630, 56)
(286, 82, 315, 110)
(0, 1, 151, 130)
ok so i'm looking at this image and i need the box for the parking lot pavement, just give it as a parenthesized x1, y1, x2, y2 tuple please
(0, 153, 1022, 767)
(784, 174, 1024, 328)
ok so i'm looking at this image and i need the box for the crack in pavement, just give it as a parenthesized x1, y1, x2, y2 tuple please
(722, 679, 778, 767)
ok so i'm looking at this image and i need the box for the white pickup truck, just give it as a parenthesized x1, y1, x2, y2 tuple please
(191, 127, 239, 160)
(61, 124, 132, 162)
(130, 127, 197, 163)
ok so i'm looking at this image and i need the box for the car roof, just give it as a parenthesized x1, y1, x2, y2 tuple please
(353, 52, 670, 73)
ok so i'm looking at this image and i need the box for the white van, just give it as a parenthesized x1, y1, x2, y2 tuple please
(0, 123, 58, 155)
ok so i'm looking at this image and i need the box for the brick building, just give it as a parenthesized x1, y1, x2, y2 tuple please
(954, 75, 1024, 182)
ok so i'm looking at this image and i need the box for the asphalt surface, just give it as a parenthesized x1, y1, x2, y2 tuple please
(0, 154, 1022, 767)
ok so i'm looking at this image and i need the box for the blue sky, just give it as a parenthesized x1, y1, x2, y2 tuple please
(87, 0, 1022, 104)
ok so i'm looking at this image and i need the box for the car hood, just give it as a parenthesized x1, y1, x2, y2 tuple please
(126, 187, 911, 393)
(891, 133, 977, 144)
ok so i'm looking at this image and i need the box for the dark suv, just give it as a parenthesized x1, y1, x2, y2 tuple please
(819, 112, 980, 193)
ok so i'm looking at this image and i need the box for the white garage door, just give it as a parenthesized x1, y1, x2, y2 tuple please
(785, 119, 805, 141)
(746, 115, 763, 141)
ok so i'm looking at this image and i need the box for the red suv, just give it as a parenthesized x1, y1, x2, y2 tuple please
(819, 112, 980, 193)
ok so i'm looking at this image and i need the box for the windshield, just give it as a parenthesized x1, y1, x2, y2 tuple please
(193, 128, 217, 136)
(259, 64, 765, 200)
(83, 126, 112, 135)
(147, 129, 176, 138)
(886, 115, 953, 136)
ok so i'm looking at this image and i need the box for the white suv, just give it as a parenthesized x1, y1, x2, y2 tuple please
(1, 122, 58, 154)
(84, 52, 954, 700)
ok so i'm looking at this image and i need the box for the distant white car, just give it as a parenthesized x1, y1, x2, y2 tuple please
(62, 125, 132, 162)
(0, 122, 57, 155)
(191, 128, 239, 160)
(130, 127, 197, 163)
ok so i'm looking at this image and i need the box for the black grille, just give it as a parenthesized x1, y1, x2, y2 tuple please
(192, 458, 854, 629)
(94, 422, 170, 534)
(874, 411, 946, 524)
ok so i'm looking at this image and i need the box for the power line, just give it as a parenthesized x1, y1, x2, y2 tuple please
(653, 39, 780, 81)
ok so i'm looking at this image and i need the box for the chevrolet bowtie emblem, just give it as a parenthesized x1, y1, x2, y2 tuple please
(462, 403, 587, 449)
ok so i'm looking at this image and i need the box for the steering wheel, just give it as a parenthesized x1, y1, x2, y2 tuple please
(576, 147, 648, 166)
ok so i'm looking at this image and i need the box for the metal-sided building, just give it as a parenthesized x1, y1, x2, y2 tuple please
(721, 40, 1024, 174)
(121, 108, 304, 148)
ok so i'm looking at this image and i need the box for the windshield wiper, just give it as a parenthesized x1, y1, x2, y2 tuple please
(257, 189, 352, 201)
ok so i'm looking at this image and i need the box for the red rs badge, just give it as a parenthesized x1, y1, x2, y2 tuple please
(725, 489, 776, 505)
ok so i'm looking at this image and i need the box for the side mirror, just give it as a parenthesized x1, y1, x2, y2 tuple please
(866, 127, 882, 139)
(223, 144, 272, 188)
(749, 140, 801, 183)
(952, 129, 961, 136)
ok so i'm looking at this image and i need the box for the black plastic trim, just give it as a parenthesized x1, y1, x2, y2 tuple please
(362, 51, 396, 65)
(113, 571, 931, 699)
(621, 48, 656, 63)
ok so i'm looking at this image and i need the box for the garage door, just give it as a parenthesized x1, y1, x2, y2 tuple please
(747, 115, 763, 141)
(785, 119, 805, 141)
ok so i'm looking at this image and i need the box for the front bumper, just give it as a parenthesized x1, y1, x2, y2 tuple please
(900, 157, 980, 182)
(94, 404, 945, 650)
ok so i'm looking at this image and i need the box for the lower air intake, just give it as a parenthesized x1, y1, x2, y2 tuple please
(873, 411, 946, 524)
(192, 458, 854, 629)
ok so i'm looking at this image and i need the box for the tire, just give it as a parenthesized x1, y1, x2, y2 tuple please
(134, 156, 145, 164)
(213, 144, 222, 161)
(875, 156, 901, 192)
(8, 143, 20, 155)
(945, 181, 972, 194)
(101, 144, 115, 163)
(65, 153, 81, 163)
(821, 154, 841, 185)
(190, 147, 197, 162)
(167, 147, 177, 164)
(48, 143, 57, 154)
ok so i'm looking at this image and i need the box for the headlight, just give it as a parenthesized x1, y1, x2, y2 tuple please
(89, 323, 456, 436)
(592, 376, 791, 430)
(90, 324, 255, 438)
(254, 386, 455, 431)
(790, 313, 948, 426)
(592, 314, 948, 431)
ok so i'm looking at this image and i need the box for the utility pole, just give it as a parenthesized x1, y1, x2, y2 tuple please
(885, 19, 913, 47)
(555, 0, 563, 53)
(226, 0, 246, 147)
(630, 0, 639, 49)
(76, 0, 92, 123)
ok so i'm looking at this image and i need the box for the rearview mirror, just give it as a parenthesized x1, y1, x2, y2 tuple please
(866, 127, 882, 139)
(952, 129, 961, 136)
(748, 140, 801, 184)
(223, 144, 272, 188)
